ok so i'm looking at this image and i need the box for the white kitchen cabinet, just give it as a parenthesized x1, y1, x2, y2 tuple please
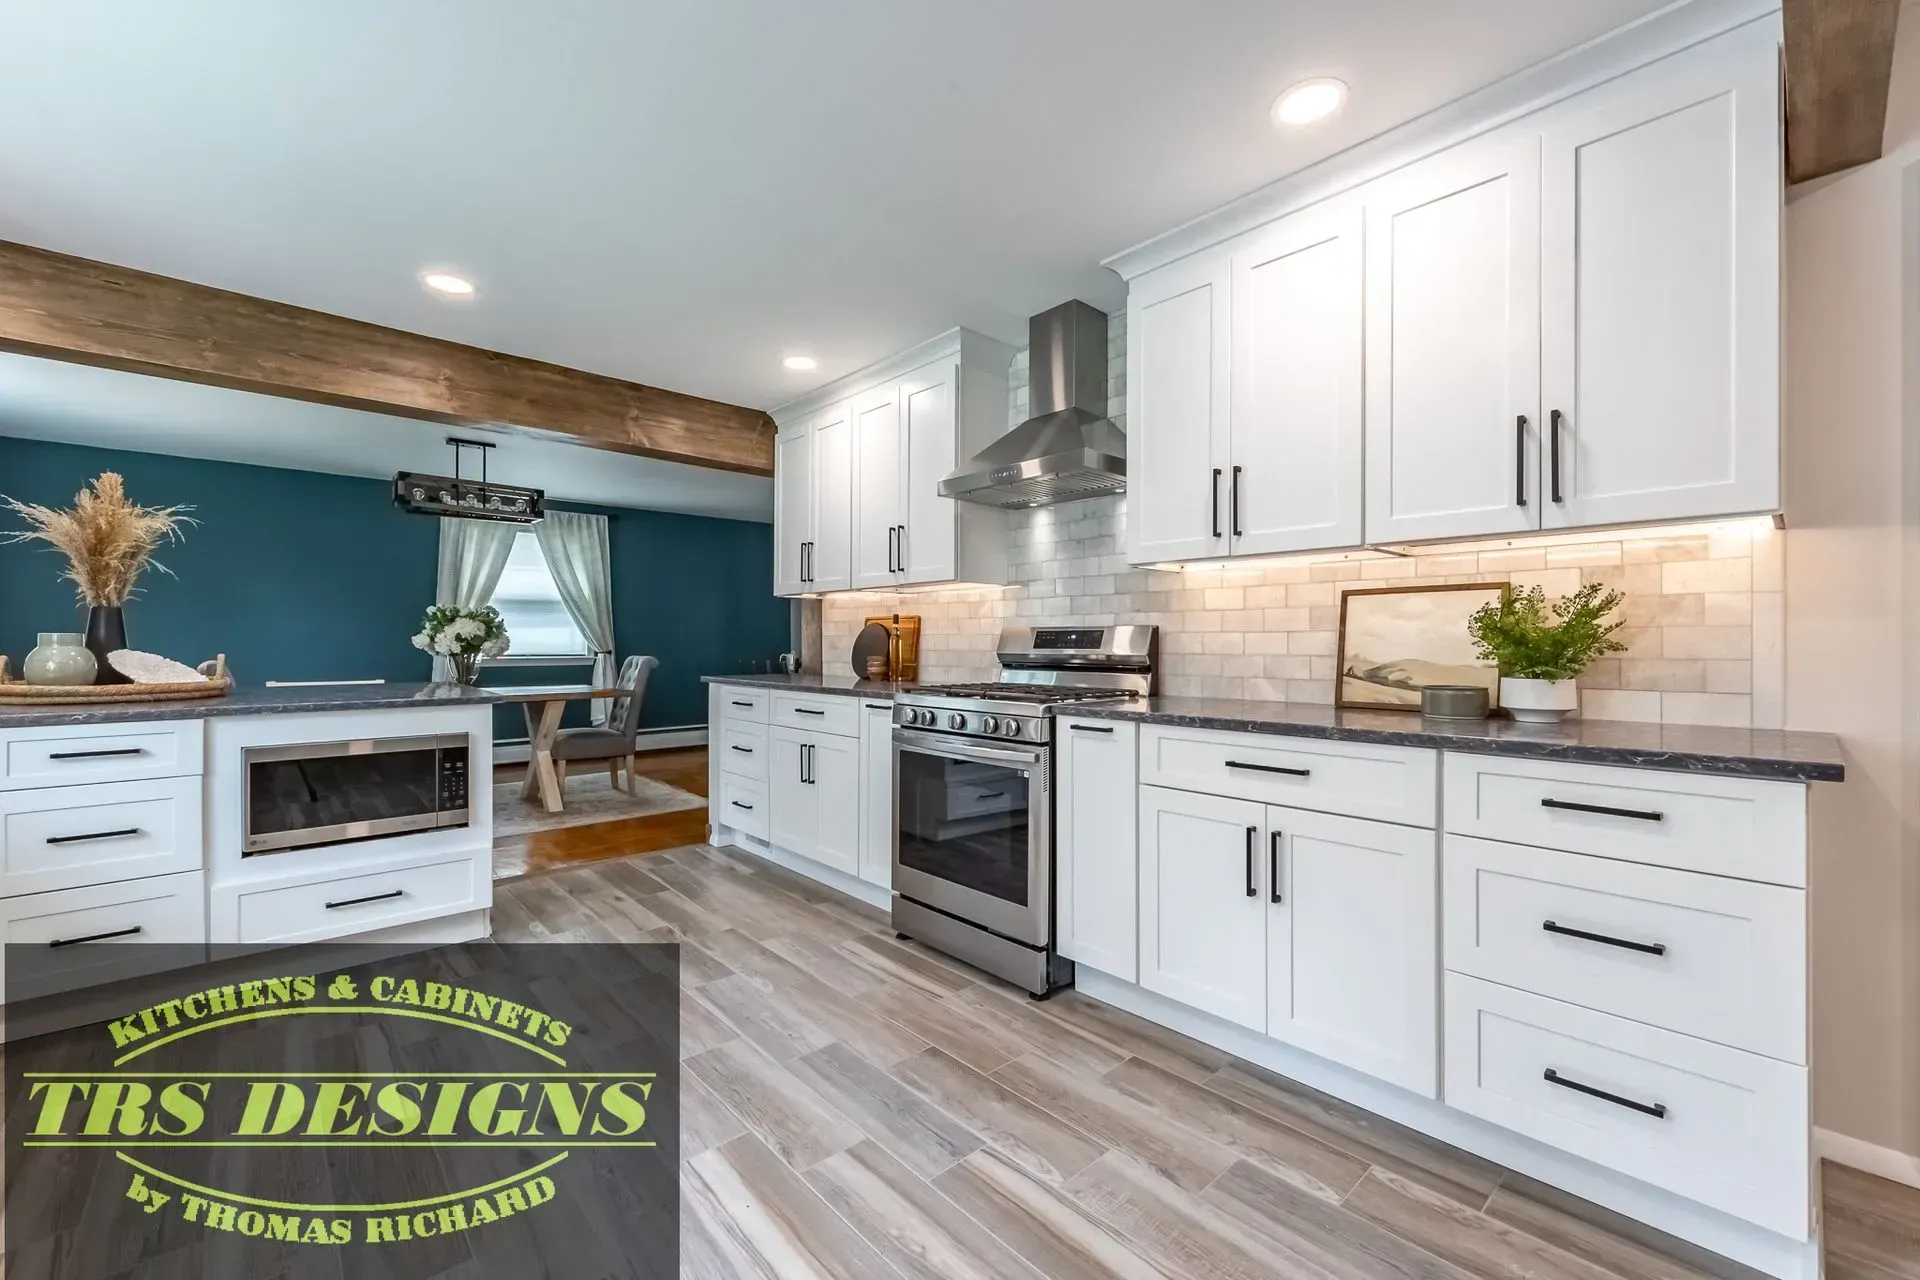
(857, 701, 896, 889)
(1266, 807, 1438, 1095)
(809, 401, 854, 592)
(1364, 133, 1542, 543)
(1538, 22, 1779, 528)
(768, 728, 814, 854)
(1228, 196, 1365, 555)
(898, 361, 960, 583)
(768, 724, 859, 875)
(851, 383, 902, 589)
(1138, 785, 1267, 1030)
(1056, 718, 1139, 981)
(1127, 254, 1232, 564)
(772, 422, 813, 596)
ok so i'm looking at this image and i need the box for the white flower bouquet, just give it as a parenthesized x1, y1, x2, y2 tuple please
(412, 604, 510, 685)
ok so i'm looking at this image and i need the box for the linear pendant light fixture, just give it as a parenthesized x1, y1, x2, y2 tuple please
(394, 437, 545, 524)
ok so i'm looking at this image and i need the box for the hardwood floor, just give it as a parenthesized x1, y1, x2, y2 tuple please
(493, 842, 1920, 1280)
(490, 746, 710, 881)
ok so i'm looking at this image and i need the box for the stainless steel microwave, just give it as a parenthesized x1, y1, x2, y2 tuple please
(242, 734, 471, 856)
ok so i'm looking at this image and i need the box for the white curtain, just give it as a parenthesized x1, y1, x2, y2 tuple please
(432, 518, 516, 681)
(534, 511, 617, 723)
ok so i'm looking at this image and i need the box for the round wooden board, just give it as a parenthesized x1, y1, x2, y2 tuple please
(0, 676, 234, 706)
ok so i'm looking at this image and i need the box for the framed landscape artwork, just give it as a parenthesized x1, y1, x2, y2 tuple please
(1336, 582, 1507, 710)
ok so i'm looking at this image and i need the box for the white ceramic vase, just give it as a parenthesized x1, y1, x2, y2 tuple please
(1500, 676, 1579, 723)
(23, 632, 97, 686)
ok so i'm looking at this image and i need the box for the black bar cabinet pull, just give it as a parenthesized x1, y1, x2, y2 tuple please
(1515, 415, 1529, 506)
(49, 925, 142, 948)
(1542, 920, 1667, 957)
(46, 827, 143, 846)
(887, 526, 898, 573)
(729, 745, 754, 754)
(1211, 468, 1223, 538)
(1543, 1068, 1667, 1119)
(896, 525, 907, 570)
(794, 707, 826, 716)
(1226, 760, 1311, 778)
(1269, 829, 1283, 904)
(866, 703, 891, 710)
(1069, 724, 1114, 734)
(1230, 465, 1243, 538)
(47, 747, 145, 761)
(326, 889, 404, 911)
(975, 791, 1007, 801)
(731, 800, 754, 811)
(1549, 409, 1564, 504)
(732, 700, 754, 708)
(1540, 797, 1664, 823)
(1244, 826, 1258, 897)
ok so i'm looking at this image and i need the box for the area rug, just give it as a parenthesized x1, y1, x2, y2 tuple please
(492, 771, 705, 840)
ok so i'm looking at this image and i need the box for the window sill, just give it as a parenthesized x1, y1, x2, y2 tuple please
(481, 655, 596, 669)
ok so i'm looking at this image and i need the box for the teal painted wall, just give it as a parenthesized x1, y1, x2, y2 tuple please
(0, 436, 789, 737)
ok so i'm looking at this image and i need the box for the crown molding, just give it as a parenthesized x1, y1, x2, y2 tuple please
(771, 327, 1017, 426)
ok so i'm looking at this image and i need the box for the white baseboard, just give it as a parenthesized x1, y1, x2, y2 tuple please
(709, 821, 892, 912)
(493, 726, 708, 763)
(1815, 1127, 1920, 1190)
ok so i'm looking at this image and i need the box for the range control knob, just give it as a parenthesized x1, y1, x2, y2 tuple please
(918, 709, 937, 727)
(981, 716, 1000, 734)
(947, 712, 967, 730)
(1002, 719, 1023, 738)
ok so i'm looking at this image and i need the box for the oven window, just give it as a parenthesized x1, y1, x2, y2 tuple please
(896, 749, 1032, 906)
(246, 745, 445, 853)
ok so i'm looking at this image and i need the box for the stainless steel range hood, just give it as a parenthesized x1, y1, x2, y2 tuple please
(941, 300, 1125, 509)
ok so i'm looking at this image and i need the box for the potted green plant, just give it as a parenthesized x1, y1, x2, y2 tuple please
(1466, 582, 1627, 723)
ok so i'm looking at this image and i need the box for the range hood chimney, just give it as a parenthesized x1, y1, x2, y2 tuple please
(940, 300, 1125, 509)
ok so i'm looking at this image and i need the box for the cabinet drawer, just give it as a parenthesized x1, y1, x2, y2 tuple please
(1444, 974, 1807, 1235)
(1141, 724, 1436, 827)
(716, 775, 768, 840)
(1444, 836, 1804, 1062)
(718, 721, 768, 781)
(1442, 754, 1806, 885)
(0, 777, 204, 897)
(231, 856, 484, 946)
(0, 871, 206, 1002)
(0, 720, 204, 791)
(772, 694, 859, 738)
(716, 686, 770, 724)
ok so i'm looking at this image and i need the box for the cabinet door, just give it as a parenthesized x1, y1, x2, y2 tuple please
(1365, 134, 1541, 543)
(1540, 24, 1778, 528)
(768, 728, 817, 857)
(1230, 197, 1365, 555)
(899, 360, 959, 586)
(1138, 785, 1266, 1030)
(857, 702, 895, 889)
(1128, 254, 1231, 564)
(811, 732, 862, 875)
(773, 424, 813, 596)
(810, 400, 855, 592)
(851, 386, 902, 589)
(1056, 719, 1139, 981)
(1266, 807, 1438, 1096)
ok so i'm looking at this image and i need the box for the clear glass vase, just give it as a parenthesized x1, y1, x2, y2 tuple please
(448, 653, 481, 686)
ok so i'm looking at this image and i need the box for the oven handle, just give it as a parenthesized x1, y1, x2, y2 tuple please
(892, 727, 1043, 768)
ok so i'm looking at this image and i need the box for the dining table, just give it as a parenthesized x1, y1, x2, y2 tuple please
(492, 683, 619, 814)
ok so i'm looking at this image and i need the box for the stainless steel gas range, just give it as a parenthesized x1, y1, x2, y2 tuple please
(889, 625, 1156, 997)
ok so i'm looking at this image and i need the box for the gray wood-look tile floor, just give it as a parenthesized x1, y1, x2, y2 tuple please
(494, 844, 1920, 1280)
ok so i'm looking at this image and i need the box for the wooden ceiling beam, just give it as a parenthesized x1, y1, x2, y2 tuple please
(1784, 0, 1903, 184)
(0, 240, 775, 476)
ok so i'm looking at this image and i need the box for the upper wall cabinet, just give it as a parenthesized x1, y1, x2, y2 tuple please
(1128, 255, 1232, 564)
(773, 329, 1014, 597)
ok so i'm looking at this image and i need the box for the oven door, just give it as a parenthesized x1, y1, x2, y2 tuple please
(892, 727, 1049, 946)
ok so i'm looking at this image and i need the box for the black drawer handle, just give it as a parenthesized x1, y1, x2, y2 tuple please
(1543, 1068, 1666, 1119)
(326, 889, 404, 910)
(731, 700, 755, 708)
(1069, 724, 1114, 734)
(47, 747, 146, 761)
(730, 745, 754, 754)
(46, 827, 143, 846)
(1542, 920, 1667, 956)
(1269, 829, 1283, 904)
(866, 703, 892, 710)
(1226, 760, 1311, 778)
(794, 707, 826, 716)
(49, 925, 142, 948)
(1244, 826, 1257, 898)
(974, 791, 1007, 801)
(1540, 798, 1664, 823)
(731, 800, 754, 811)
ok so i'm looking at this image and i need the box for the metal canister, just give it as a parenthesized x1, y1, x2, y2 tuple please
(1421, 684, 1492, 720)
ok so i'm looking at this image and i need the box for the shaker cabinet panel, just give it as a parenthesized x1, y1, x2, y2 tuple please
(899, 360, 959, 585)
(810, 732, 862, 875)
(857, 703, 896, 889)
(1128, 256, 1232, 564)
(852, 386, 903, 589)
(773, 425, 813, 595)
(810, 401, 854, 592)
(1056, 718, 1139, 981)
(1138, 785, 1267, 1030)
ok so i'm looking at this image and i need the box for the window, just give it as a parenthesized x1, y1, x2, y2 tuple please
(488, 530, 589, 662)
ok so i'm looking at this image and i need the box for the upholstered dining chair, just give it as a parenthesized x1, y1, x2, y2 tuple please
(551, 655, 657, 795)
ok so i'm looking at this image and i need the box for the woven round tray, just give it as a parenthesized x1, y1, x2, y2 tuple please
(0, 654, 234, 705)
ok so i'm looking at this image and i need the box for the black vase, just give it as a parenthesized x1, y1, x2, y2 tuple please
(85, 605, 130, 684)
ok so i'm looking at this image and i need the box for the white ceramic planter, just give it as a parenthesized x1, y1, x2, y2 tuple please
(1500, 676, 1579, 723)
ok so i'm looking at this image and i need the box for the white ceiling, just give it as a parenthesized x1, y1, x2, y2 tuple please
(0, 0, 1673, 413)
(0, 354, 775, 521)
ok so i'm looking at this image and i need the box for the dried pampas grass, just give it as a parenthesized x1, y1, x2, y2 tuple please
(1, 472, 194, 607)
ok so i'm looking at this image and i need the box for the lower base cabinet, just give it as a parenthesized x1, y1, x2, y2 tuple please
(1139, 784, 1439, 1095)
(1057, 718, 1140, 980)
(857, 702, 895, 889)
(769, 725, 860, 875)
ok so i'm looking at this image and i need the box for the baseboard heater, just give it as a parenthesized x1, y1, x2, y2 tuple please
(492, 724, 706, 761)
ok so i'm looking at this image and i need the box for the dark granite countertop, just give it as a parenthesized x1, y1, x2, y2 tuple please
(0, 682, 501, 729)
(1062, 697, 1845, 783)
(703, 673, 911, 700)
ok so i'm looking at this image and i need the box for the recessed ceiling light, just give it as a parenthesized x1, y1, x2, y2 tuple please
(1271, 77, 1347, 127)
(420, 271, 477, 298)
(782, 355, 819, 372)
